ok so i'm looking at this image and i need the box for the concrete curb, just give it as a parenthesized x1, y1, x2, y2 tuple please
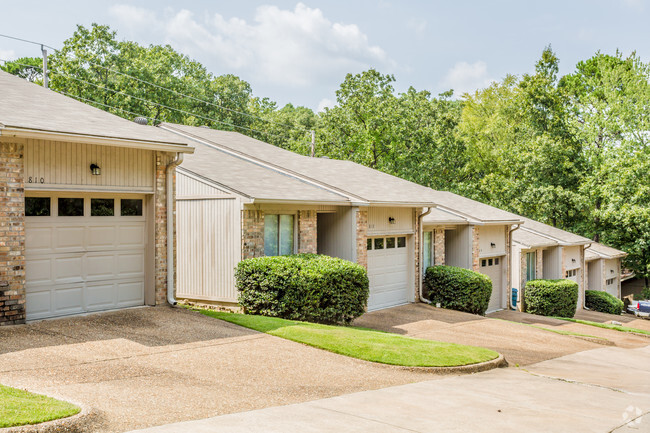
(370, 353, 508, 375)
(0, 405, 104, 433)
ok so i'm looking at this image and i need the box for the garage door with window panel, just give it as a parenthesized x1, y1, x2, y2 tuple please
(25, 194, 146, 320)
(366, 235, 410, 311)
(480, 256, 504, 313)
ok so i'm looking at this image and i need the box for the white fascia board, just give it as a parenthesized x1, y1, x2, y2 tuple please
(0, 126, 195, 153)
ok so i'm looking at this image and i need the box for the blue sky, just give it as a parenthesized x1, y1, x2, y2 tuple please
(1, 1, 648, 111)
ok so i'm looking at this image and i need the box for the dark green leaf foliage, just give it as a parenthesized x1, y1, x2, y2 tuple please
(633, 287, 650, 301)
(423, 266, 492, 315)
(525, 279, 578, 318)
(585, 290, 623, 315)
(235, 254, 369, 325)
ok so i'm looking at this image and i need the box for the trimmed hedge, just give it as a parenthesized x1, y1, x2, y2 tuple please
(525, 279, 578, 318)
(235, 254, 369, 325)
(585, 290, 624, 315)
(424, 265, 492, 315)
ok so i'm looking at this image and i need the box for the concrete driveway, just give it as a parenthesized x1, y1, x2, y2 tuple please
(0, 307, 437, 433)
(489, 310, 650, 348)
(573, 308, 650, 332)
(131, 344, 650, 433)
(354, 304, 647, 366)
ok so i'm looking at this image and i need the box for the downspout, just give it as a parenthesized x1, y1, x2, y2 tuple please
(417, 207, 433, 303)
(582, 243, 592, 310)
(508, 224, 521, 310)
(166, 152, 184, 306)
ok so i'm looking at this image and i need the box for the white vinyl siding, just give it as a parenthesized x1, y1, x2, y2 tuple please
(264, 214, 295, 256)
(24, 140, 155, 192)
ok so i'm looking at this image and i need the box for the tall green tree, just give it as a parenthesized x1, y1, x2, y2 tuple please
(0, 57, 44, 83)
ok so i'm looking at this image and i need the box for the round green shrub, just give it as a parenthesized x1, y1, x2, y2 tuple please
(424, 265, 492, 315)
(585, 290, 623, 315)
(525, 279, 578, 318)
(235, 254, 369, 324)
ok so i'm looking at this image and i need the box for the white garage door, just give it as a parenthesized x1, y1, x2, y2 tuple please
(367, 236, 410, 311)
(25, 194, 146, 320)
(480, 256, 504, 313)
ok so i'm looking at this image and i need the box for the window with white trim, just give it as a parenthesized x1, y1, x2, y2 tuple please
(526, 252, 536, 281)
(264, 214, 294, 256)
(565, 269, 578, 278)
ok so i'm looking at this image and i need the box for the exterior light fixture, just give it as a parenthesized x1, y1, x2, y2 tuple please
(388, 217, 396, 224)
(490, 242, 496, 248)
(572, 258, 576, 263)
(90, 163, 101, 176)
(611, 269, 615, 274)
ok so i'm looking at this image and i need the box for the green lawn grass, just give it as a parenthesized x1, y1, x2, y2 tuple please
(555, 317, 650, 336)
(492, 318, 608, 340)
(0, 385, 80, 428)
(197, 309, 499, 367)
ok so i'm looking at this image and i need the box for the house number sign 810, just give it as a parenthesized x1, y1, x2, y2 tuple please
(27, 177, 45, 184)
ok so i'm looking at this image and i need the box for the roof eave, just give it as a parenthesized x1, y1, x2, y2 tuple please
(0, 126, 194, 153)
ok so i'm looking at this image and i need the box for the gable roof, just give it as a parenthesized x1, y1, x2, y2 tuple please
(0, 70, 192, 152)
(426, 191, 523, 224)
(513, 228, 559, 249)
(178, 140, 351, 203)
(586, 242, 627, 260)
(422, 208, 469, 225)
(516, 217, 591, 246)
(160, 123, 444, 206)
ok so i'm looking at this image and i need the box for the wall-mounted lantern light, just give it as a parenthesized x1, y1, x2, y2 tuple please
(490, 242, 496, 248)
(388, 217, 396, 224)
(611, 269, 615, 274)
(90, 163, 101, 176)
(572, 258, 576, 263)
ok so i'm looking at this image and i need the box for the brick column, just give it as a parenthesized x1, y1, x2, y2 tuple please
(242, 209, 265, 259)
(433, 228, 445, 265)
(471, 226, 480, 272)
(355, 209, 368, 269)
(0, 143, 26, 325)
(536, 248, 543, 279)
(298, 210, 317, 253)
(520, 250, 527, 312)
(414, 208, 422, 300)
(154, 152, 175, 306)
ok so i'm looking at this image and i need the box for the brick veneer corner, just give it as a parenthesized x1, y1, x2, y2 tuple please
(298, 210, 317, 254)
(242, 209, 265, 259)
(154, 152, 177, 306)
(356, 209, 368, 269)
(0, 143, 26, 325)
(434, 228, 445, 265)
(471, 226, 480, 272)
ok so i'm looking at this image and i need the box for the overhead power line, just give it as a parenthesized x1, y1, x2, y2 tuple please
(0, 33, 312, 134)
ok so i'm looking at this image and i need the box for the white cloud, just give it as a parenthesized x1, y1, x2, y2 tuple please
(440, 61, 494, 97)
(0, 49, 16, 62)
(317, 98, 335, 112)
(110, 3, 392, 89)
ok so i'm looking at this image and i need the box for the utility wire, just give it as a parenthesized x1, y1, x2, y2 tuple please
(0, 57, 290, 138)
(55, 89, 154, 121)
(48, 69, 288, 138)
(0, 33, 312, 134)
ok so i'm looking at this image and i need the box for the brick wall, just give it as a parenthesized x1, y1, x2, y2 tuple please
(471, 226, 480, 272)
(154, 152, 177, 306)
(356, 209, 368, 269)
(241, 209, 265, 259)
(433, 228, 445, 265)
(298, 210, 317, 254)
(0, 143, 26, 325)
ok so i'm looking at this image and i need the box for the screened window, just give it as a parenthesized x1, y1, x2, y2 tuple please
(58, 198, 84, 216)
(423, 231, 432, 273)
(526, 252, 536, 281)
(91, 199, 114, 216)
(374, 238, 384, 250)
(367, 238, 373, 250)
(264, 214, 294, 256)
(397, 237, 406, 248)
(25, 197, 50, 216)
(386, 237, 396, 248)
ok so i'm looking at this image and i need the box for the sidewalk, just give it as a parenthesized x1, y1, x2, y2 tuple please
(130, 345, 650, 433)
